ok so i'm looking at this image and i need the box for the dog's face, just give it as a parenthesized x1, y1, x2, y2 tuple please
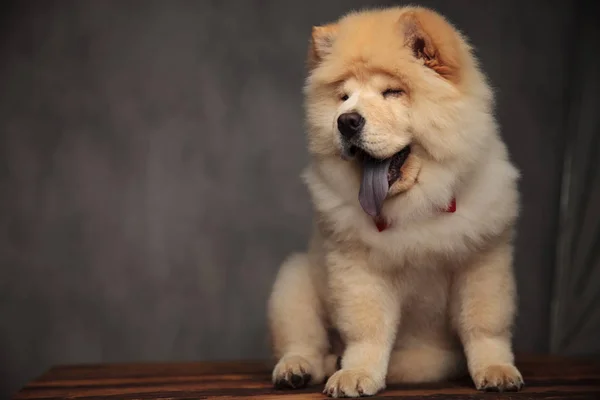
(304, 8, 492, 217)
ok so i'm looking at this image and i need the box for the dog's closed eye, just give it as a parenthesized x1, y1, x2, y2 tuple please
(382, 89, 404, 98)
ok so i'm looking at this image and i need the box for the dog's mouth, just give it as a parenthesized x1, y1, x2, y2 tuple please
(347, 145, 411, 217)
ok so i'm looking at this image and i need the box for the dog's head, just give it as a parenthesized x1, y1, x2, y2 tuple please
(304, 7, 494, 217)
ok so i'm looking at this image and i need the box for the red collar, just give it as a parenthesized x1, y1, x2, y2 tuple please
(374, 197, 456, 232)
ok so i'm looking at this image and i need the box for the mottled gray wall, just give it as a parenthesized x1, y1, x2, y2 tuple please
(0, 0, 582, 397)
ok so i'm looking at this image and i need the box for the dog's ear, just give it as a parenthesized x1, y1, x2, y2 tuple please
(399, 9, 463, 84)
(308, 24, 338, 69)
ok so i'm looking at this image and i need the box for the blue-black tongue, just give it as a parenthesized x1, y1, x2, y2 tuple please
(358, 155, 393, 217)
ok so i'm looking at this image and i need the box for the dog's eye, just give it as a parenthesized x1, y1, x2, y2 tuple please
(382, 89, 404, 98)
(340, 94, 349, 101)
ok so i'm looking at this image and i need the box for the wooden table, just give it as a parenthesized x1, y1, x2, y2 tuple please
(14, 355, 600, 399)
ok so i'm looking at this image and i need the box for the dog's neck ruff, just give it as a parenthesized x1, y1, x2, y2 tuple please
(374, 197, 456, 232)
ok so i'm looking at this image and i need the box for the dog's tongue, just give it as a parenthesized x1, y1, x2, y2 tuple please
(358, 156, 392, 217)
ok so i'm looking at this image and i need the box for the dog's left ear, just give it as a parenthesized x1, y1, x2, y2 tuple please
(399, 9, 464, 84)
(308, 24, 338, 69)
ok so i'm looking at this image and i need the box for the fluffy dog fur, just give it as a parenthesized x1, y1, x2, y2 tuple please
(268, 6, 523, 397)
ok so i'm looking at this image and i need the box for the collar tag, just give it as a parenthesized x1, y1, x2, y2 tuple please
(374, 216, 388, 232)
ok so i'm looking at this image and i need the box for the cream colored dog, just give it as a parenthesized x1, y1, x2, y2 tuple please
(268, 6, 523, 397)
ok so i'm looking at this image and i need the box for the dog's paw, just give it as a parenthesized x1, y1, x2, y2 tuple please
(472, 364, 524, 392)
(272, 355, 315, 389)
(323, 369, 384, 398)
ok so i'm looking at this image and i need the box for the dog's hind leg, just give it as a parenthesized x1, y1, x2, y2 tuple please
(268, 253, 329, 388)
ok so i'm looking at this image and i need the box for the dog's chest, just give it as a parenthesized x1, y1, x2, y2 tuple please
(394, 266, 455, 340)
(363, 213, 480, 267)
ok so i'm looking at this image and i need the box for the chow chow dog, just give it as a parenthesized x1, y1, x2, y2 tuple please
(268, 6, 523, 397)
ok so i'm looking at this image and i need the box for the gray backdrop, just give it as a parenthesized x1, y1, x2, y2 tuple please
(1, 0, 597, 398)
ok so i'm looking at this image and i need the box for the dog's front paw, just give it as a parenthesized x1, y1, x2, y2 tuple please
(272, 355, 319, 389)
(323, 369, 384, 398)
(472, 364, 524, 392)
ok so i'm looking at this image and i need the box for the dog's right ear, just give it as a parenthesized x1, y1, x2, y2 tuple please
(399, 9, 463, 84)
(308, 24, 338, 69)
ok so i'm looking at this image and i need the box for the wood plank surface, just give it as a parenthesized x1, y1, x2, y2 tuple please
(14, 355, 600, 399)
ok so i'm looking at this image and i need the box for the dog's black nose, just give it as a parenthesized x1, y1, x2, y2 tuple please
(337, 112, 365, 139)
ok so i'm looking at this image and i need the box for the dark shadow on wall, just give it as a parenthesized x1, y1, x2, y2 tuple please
(551, 0, 600, 358)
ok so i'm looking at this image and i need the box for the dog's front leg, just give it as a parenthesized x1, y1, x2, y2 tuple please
(451, 240, 524, 392)
(323, 250, 399, 398)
